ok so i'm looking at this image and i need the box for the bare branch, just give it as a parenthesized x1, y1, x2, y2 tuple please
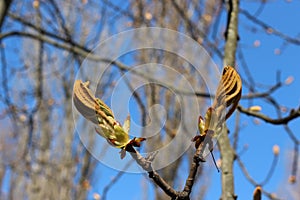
(238, 105, 300, 125)
(126, 145, 178, 199)
(219, 0, 240, 199)
(240, 9, 300, 46)
(236, 156, 282, 200)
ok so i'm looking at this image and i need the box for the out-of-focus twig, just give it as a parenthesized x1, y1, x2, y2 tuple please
(240, 8, 300, 46)
(238, 105, 300, 125)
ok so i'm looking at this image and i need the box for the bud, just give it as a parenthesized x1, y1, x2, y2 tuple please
(216, 159, 222, 169)
(47, 98, 55, 106)
(82, 0, 88, 4)
(266, 27, 274, 34)
(249, 106, 262, 112)
(285, 76, 294, 85)
(253, 40, 261, 47)
(272, 145, 280, 156)
(270, 193, 277, 199)
(280, 106, 287, 112)
(203, 14, 212, 23)
(144, 12, 153, 20)
(82, 179, 90, 190)
(274, 48, 281, 55)
(93, 193, 101, 200)
(19, 114, 27, 122)
(33, 0, 39, 8)
(289, 175, 296, 184)
(253, 186, 262, 200)
(253, 118, 261, 125)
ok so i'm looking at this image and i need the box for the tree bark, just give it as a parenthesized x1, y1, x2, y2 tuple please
(219, 0, 239, 199)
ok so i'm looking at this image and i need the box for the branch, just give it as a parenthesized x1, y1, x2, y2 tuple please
(1, 25, 280, 103)
(126, 145, 178, 199)
(240, 9, 300, 46)
(171, 1, 205, 39)
(241, 82, 282, 99)
(128, 135, 210, 200)
(238, 105, 300, 125)
(219, 0, 240, 199)
(181, 138, 209, 198)
(0, 29, 215, 100)
(170, 0, 223, 58)
(223, 0, 239, 67)
(236, 155, 282, 200)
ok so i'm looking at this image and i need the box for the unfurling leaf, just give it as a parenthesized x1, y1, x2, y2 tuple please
(193, 66, 242, 171)
(213, 66, 242, 120)
(73, 80, 145, 159)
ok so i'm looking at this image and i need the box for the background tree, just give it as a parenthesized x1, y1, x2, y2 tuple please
(0, 0, 299, 199)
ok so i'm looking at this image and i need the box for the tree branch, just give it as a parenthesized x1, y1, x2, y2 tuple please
(238, 105, 300, 125)
(126, 145, 178, 199)
(240, 8, 300, 46)
(219, 0, 240, 199)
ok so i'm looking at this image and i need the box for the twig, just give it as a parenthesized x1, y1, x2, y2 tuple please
(181, 138, 208, 198)
(238, 105, 300, 125)
(126, 145, 178, 199)
(240, 9, 300, 46)
(241, 82, 281, 99)
(236, 155, 282, 200)
(219, 0, 240, 199)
